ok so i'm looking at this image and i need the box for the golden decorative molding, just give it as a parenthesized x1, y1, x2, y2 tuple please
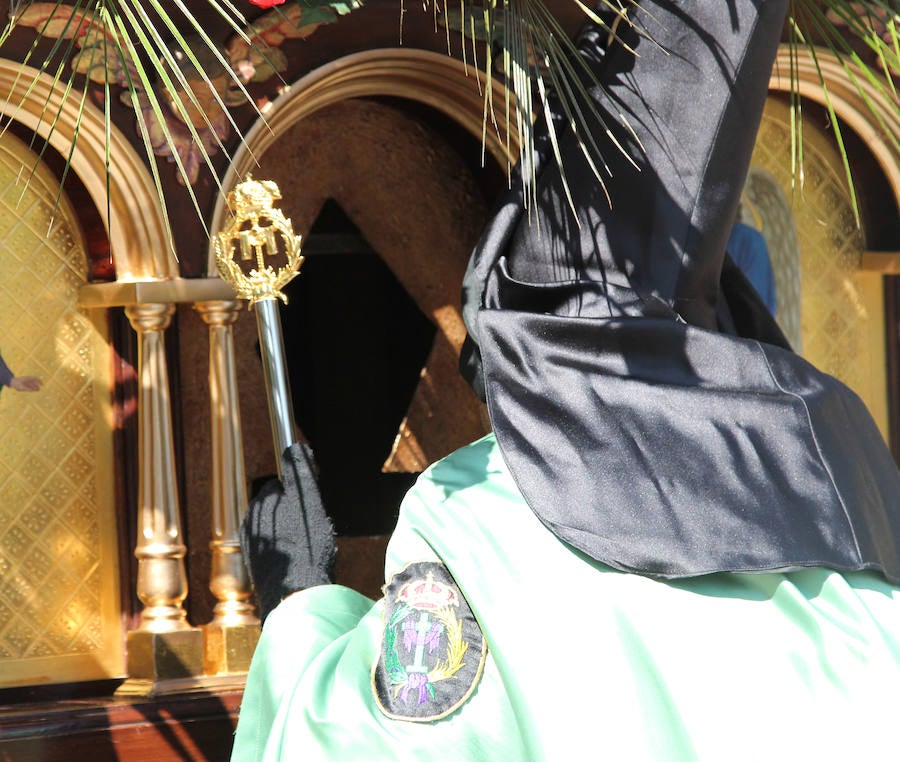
(861, 252, 900, 273)
(0, 58, 176, 281)
(79, 277, 234, 308)
(207, 48, 519, 272)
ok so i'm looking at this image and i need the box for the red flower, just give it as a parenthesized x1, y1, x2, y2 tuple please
(248, 0, 285, 7)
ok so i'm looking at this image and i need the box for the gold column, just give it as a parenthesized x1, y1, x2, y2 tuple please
(118, 302, 204, 696)
(195, 300, 260, 675)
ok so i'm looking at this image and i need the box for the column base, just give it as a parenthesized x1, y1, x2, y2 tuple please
(121, 628, 205, 689)
(203, 622, 261, 675)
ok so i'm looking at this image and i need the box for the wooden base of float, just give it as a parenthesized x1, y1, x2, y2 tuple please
(0, 686, 242, 761)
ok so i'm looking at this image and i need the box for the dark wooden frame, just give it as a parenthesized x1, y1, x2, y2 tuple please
(0, 690, 241, 762)
(887, 276, 900, 462)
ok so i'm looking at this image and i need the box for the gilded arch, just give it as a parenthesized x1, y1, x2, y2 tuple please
(207, 48, 518, 257)
(207, 49, 519, 470)
(769, 46, 900, 211)
(0, 59, 177, 281)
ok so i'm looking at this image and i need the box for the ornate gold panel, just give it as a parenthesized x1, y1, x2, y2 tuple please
(748, 98, 889, 440)
(0, 132, 122, 686)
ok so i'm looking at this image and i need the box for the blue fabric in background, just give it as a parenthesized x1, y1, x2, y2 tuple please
(727, 222, 777, 316)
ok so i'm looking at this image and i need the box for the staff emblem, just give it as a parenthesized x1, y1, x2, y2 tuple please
(214, 175, 304, 304)
(212, 175, 304, 475)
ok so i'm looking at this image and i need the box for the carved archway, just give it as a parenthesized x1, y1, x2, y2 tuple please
(208, 48, 517, 256)
(208, 50, 517, 473)
(0, 60, 177, 280)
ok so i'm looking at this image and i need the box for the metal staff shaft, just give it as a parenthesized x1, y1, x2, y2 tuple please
(255, 297, 296, 477)
(214, 176, 305, 482)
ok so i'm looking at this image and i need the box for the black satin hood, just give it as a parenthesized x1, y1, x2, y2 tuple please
(461, 0, 900, 581)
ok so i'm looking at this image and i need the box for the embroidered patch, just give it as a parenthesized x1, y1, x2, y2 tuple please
(372, 561, 486, 722)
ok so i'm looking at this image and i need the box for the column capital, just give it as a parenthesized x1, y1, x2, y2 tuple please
(194, 299, 243, 327)
(125, 302, 175, 333)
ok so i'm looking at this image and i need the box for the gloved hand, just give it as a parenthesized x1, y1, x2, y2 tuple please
(240, 442, 336, 622)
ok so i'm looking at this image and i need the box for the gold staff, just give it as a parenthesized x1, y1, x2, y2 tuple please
(214, 176, 304, 477)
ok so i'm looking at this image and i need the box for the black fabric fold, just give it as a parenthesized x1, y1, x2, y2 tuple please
(478, 302, 900, 580)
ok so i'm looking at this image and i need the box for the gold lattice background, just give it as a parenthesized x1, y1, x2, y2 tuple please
(748, 99, 889, 437)
(0, 132, 122, 685)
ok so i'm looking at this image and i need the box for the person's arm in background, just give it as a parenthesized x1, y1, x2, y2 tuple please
(0, 351, 42, 392)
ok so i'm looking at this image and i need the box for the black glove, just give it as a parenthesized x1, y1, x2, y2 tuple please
(240, 442, 336, 622)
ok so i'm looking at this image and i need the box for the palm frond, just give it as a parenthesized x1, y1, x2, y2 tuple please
(1, 0, 897, 259)
(0, 0, 274, 255)
(786, 0, 900, 224)
(442, 0, 898, 223)
(439, 0, 645, 217)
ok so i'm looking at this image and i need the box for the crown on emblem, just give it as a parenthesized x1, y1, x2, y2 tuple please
(397, 571, 459, 611)
(226, 174, 282, 218)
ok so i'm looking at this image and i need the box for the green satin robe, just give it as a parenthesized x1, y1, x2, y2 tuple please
(232, 434, 900, 761)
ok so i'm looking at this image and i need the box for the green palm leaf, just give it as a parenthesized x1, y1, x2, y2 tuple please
(0, 0, 897, 255)
(788, 0, 899, 224)
(1, 0, 272, 254)
(445, 0, 898, 221)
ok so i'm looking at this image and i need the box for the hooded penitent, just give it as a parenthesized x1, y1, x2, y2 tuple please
(461, 0, 900, 580)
